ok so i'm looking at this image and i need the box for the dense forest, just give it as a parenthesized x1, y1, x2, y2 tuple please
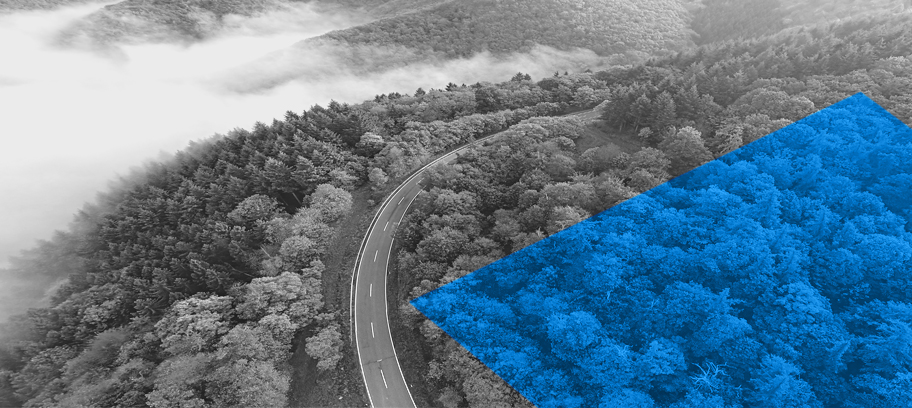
(293, 0, 912, 75)
(687, 0, 908, 45)
(0, 71, 606, 406)
(0, 0, 86, 12)
(306, 0, 451, 17)
(46, 0, 698, 54)
(414, 94, 912, 407)
(391, 13, 912, 408)
(59, 0, 289, 45)
(13, 0, 910, 59)
(2, 2, 912, 408)
(314, 0, 697, 60)
(234, 0, 701, 92)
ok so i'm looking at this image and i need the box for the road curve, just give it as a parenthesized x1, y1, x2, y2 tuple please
(350, 108, 599, 407)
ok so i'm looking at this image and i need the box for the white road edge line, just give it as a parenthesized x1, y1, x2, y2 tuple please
(380, 369, 388, 389)
(399, 191, 422, 225)
(354, 235, 375, 408)
(386, 191, 422, 408)
(386, 238, 395, 277)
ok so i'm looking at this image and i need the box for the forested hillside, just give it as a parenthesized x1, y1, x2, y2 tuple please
(0, 73, 607, 407)
(60, 0, 290, 44)
(779, 0, 911, 27)
(689, 0, 910, 44)
(392, 13, 912, 407)
(14, 0, 911, 55)
(48, 0, 696, 52)
(0, 0, 90, 12)
(303, 0, 912, 66)
(223, 0, 701, 93)
(306, 0, 451, 18)
(314, 0, 697, 61)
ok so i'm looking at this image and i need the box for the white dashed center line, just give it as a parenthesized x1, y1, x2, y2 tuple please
(371, 322, 375, 338)
(380, 369, 388, 388)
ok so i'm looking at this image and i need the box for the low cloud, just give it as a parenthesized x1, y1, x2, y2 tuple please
(0, 2, 364, 268)
(0, 1, 613, 320)
(213, 37, 619, 94)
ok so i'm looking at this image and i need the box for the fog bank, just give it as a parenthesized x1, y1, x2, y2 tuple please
(0, 1, 612, 322)
(0, 2, 366, 268)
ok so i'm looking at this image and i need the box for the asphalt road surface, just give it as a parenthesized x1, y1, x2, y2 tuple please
(351, 108, 599, 407)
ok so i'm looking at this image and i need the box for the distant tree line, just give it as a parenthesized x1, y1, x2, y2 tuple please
(318, 0, 695, 60)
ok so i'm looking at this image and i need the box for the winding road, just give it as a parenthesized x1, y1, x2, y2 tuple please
(350, 108, 600, 407)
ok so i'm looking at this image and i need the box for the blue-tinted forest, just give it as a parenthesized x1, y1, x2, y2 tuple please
(413, 94, 912, 407)
(394, 13, 912, 407)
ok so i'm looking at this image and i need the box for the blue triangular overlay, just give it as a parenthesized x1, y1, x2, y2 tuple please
(412, 93, 912, 407)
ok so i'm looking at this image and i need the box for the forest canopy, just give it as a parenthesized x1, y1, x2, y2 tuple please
(392, 13, 912, 408)
(316, 0, 697, 60)
(413, 93, 912, 407)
